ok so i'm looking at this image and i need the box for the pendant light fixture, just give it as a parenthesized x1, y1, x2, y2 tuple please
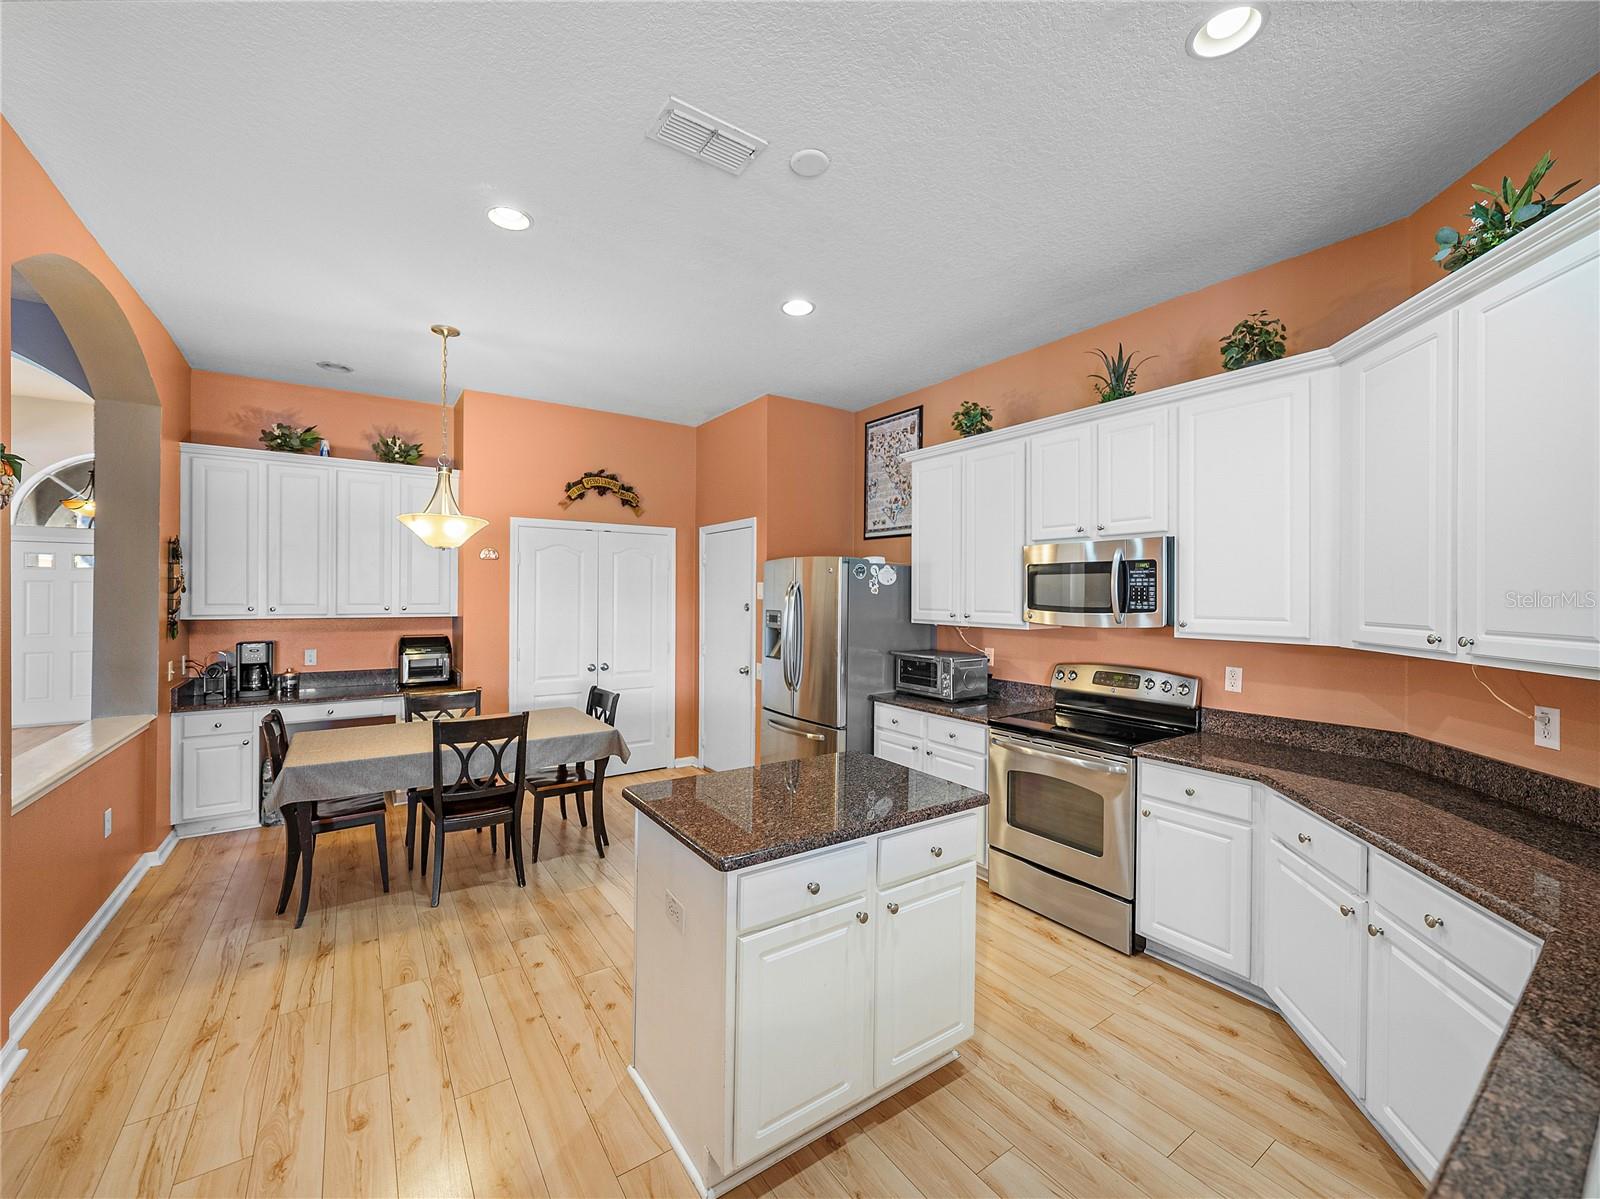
(398, 324, 487, 549)
(60, 466, 97, 520)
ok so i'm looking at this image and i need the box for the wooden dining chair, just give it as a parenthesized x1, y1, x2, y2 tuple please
(527, 686, 619, 861)
(419, 713, 530, 907)
(403, 688, 483, 868)
(263, 709, 390, 929)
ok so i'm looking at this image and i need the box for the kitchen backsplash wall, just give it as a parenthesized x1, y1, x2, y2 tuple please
(185, 617, 455, 676)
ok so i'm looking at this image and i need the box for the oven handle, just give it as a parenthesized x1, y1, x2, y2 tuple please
(1110, 547, 1126, 625)
(990, 733, 1129, 774)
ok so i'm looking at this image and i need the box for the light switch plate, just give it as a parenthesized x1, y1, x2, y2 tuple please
(304, 648, 317, 666)
(1534, 706, 1560, 750)
(103, 808, 113, 838)
(1225, 666, 1243, 693)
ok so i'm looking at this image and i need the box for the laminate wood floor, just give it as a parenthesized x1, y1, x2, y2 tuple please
(1, 768, 1423, 1198)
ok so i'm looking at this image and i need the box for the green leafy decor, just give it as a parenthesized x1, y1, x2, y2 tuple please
(0, 443, 24, 511)
(951, 400, 994, 437)
(1088, 344, 1155, 403)
(1220, 310, 1288, 371)
(373, 434, 423, 464)
(1433, 152, 1581, 273)
(260, 422, 322, 453)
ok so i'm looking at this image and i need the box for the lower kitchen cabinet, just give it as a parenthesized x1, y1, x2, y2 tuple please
(1135, 796, 1251, 977)
(874, 862, 977, 1087)
(873, 704, 989, 869)
(733, 899, 874, 1166)
(1365, 905, 1515, 1178)
(177, 731, 258, 826)
(872, 726, 923, 771)
(1264, 838, 1366, 1094)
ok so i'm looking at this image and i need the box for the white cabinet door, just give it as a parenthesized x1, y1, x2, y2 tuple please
(395, 470, 458, 615)
(1456, 232, 1600, 672)
(264, 462, 332, 617)
(1342, 314, 1457, 656)
(510, 523, 599, 713)
(1136, 797, 1251, 977)
(1027, 425, 1094, 541)
(1366, 905, 1513, 1179)
(910, 456, 963, 624)
(874, 727, 923, 771)
(334, 470, 397, 616)
(1264, 840, 1367, 1094)
(1095, 407, 1170, 537)
(178, 731, 259, 824)
(874, 862, 976, 1088)
(925, 743, 987, 792)
(1176, 376, 1312, 641)
(961, 440, 1028, 627)
(185, 453, 263, 617)
(598, 530, 674, 773)
(733, 901, 873, 1167)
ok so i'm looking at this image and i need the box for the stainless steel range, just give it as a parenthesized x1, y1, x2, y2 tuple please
(987, 663, 1200, 953)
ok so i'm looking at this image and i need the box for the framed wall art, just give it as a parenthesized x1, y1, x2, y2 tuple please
(863, 405, 922, 539)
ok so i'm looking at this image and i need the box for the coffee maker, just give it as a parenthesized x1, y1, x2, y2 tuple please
(236, 641, 275, 701)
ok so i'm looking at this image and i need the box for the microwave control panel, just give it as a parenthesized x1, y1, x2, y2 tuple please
(1126, 559, 1159, 612)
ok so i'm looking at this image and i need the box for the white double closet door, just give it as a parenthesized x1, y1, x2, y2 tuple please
(510, 519, 675, 774)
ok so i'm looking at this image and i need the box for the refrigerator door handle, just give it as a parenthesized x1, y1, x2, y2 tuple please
(765, 713, 827, 742)
(780, 581, 797, 692)
(790, 580, 805, 693)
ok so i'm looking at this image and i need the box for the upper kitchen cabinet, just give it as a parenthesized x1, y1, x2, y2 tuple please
(1341, 312, 1458, 657)
(910, 440, 1027, 628)
(180, 444, 458, 620)
(1455, 230, 1600, 674)
(1025, 408, 1170, 542)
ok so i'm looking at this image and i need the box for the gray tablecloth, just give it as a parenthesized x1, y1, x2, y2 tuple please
(266, 708, 629, 815)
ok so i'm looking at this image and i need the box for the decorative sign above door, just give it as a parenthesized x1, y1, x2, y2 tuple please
(561, 469, 644, 515)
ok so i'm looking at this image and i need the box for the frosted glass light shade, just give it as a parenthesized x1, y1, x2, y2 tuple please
(397, 466, 487, 549)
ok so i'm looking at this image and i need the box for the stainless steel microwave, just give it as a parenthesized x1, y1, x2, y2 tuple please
(1023, 536, 1173, 628)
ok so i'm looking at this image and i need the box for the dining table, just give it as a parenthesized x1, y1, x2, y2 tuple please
(266, 706, 631, 815)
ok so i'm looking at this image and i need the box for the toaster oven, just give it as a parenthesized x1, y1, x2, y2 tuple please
(893, 650, 990, 702)
(398, 635, 454, 687)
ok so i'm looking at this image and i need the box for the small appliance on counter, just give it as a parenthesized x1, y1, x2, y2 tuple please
(893, 649, 989, 702)
(398, 634, 454, 687)
(235, 640, 275, 701)
(275, 669, 300, 699)
(198, 660, 232, 704)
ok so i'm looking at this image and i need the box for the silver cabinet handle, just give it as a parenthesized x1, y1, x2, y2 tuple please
(1339, 904, 1355, 917)
(587, 663, 597, 672)
(963, 612, 971, 619)
(242, 739, 250, 746)
(1178, 620, 1188, 629)
(1075, 525, 1085, 533)
(1426, 633, 1442, 645)
(947, 732, 957, 740)
(1458, 636, 1474, 648)
(925, 749, 933, 756)
(383, 605, 390, 611)
(806, 881, 820, 895)
(213, 721, 223, 729)
(1141, 809, 1151, 817)
(738, 665, 751, 675)
(1097, 524, 1106, 531)
(268, 605, 277, 612)
(600, 663, 610, 671)
(930, 846, 943, 858)
(1424, 913, 1445, 929)
(890, 717, 899, 725)
(886, 902, 900, 915)
(1297, 832, 1312, 845)
(855, 911, 869, 924)
(400, 605, 408, 612)
(326, 708, 335, 716)
(1184, 787, 1195, 797)
(1368, 923, 1384, 937)
(948, 612, 957, 619)
(246, 605, 256, 612)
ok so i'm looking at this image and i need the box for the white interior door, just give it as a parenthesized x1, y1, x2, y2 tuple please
(699, 519, 756, 771)
(11, 527, 93, 727)
(510, 522, 599, 714)
(598, 529, 675, 773)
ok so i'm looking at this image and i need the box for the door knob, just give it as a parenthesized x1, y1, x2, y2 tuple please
(586, 663, 597, 672)
(738, 665, 751, 675)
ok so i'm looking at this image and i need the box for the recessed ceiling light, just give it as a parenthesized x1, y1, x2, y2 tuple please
(486, 206, 532, 231)
(316, 361, 353, 373)
(782, 298, 815, 317)
(1188, 5, 1264, 58)
(789, 148, 831, 178)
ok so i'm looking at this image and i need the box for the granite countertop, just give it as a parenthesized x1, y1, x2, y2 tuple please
(870, 678, 1054, 726)
(622, 751, 989, 872)
(1134, 714, 1600, 1199)
(171, 669, 464, 713)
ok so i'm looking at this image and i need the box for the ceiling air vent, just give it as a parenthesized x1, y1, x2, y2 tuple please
(647, 98, 767, 176)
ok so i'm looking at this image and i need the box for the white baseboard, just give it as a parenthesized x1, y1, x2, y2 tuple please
(0, 826, 176, 1087)
(673, 756, 701, 769)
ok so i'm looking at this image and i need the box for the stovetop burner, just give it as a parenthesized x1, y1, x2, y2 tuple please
(989, 662, 1202, 756)
(989, 708, 1194, 755)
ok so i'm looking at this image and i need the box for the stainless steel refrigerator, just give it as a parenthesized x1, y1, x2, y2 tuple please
(760, 556, 933, 762)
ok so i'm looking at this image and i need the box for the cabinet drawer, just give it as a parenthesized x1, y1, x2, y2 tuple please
(875, 704, 926, 739)
(181, 709, 259, 738)
(281, 698, 395, 724)
(1139, 761, 1251, 822)
(737, 842, 871, 934)
(878, 811, 982, 889)
(1267, 791, 1367, 893)
(925, 713, 987, 756)
(1369, 853, 1539, 1001)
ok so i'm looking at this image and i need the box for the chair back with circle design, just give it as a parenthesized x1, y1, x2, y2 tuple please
(406, 688, 483, 723)
(431, 712, 529, 813)
(585, 686, 621, 727)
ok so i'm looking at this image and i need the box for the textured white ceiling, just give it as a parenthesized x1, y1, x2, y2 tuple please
(3, 2, 1596, 424)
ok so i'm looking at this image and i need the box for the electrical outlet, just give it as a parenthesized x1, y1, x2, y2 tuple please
(983, 646, 995, 665)
(664, 890, 685, 933)
(1534, 706, 1560, 750)
(103, 808, 113, 839)
(304, 648, 317, 666)
(1225, 666, 1244, 693)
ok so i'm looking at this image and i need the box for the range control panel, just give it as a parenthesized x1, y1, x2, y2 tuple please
(1050, 663, 1200, 706)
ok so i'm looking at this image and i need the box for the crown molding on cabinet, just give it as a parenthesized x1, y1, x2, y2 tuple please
(178, 441, 446, 477)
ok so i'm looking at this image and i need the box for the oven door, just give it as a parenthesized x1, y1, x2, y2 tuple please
(1023, 537, 1171, 628)
(987, 732, 1134, 899)
(893, 655, 945, 699)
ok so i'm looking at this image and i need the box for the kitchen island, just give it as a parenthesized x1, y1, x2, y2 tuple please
(622, 752, 988, 1198)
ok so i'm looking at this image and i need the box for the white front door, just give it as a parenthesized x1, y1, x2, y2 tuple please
(11, 527, 94, 726)
(510, 521, 599, 714)
(699, 519, 756, 771)
(598, 530, 675, 773)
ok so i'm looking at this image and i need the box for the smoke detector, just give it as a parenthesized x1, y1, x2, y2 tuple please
(648, 98, 767, 176)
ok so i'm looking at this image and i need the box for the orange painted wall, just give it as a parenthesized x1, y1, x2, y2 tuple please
(765, 396, 855, 561)
(456, 388, 700, 754)
(184, 618, 455, 675)
(851, 76, 1600, 786)
(2, 119, 193, 1040)
(696, 396, 770, 563)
